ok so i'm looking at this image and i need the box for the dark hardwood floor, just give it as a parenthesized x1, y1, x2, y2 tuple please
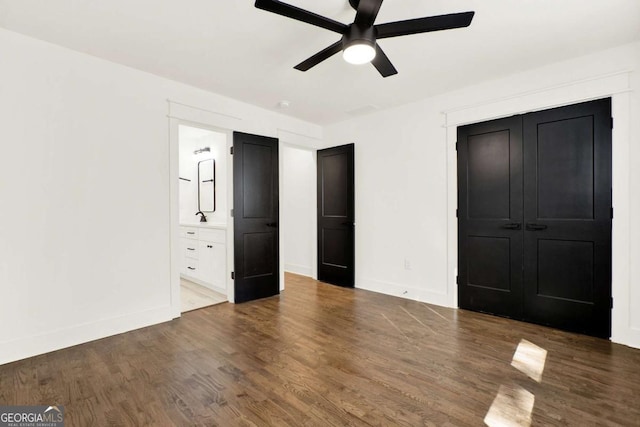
(1, 273, 639, 426)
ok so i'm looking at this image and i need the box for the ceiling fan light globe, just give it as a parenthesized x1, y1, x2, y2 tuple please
(343, 43, 376, 65)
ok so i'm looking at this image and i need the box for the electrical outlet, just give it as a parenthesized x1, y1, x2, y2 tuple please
(404, 259, 411, 270)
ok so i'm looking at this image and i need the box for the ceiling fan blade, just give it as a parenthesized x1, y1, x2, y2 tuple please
(371, 45, 397, 77)
(354, 0, 384, 27)
(294, 41, 343, 71)
(255, 0, 348, 34)
(376, 11, 475, 39)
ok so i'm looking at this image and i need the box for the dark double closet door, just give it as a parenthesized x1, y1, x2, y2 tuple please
(457, 98, 612, 338)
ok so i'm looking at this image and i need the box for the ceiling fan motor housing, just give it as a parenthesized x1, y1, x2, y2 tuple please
(342, 24, 376, 50)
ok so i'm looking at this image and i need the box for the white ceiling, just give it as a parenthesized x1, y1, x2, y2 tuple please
(1, 0, 639, 124)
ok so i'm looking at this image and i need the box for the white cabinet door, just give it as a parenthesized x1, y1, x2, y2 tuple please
(210, 242, 226, 289)
(198, 240, 226, 290)
(197, 241, 213, 284)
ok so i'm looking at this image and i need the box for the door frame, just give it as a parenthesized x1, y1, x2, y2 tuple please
(444, 71, 633, 345)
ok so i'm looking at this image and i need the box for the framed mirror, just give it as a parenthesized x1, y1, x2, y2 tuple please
(198, 159, 215, 212)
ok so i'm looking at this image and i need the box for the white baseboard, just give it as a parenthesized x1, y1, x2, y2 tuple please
(0, 306, 174, 366)
(284, 263, 312, 277)
(357, 278, 451, 308)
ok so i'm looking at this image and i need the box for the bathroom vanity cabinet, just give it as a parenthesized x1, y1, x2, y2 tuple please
(180, 224, 226, 293)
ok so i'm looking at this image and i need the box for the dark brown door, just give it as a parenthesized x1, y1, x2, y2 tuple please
(233, 132, 279, 303)
(317, 144, 355, 287)
(457, 116, 524, 319)
(458, 98, 612, 338)
(522, 99, 612, 337)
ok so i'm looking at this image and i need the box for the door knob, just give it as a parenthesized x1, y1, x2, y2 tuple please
(526, 223, 548, 231)
(266, 222, 278, 227)
(501, 223, 521, 230)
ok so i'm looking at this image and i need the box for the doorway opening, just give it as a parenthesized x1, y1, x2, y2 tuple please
(178, 124, 229, 312)
(280, 142, 356, 289)
(282, 144, 317, 280)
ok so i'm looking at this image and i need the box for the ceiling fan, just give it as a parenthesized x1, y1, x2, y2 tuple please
(254, 0, 475, 77)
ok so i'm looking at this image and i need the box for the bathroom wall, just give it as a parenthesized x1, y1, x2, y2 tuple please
(178, 126, 227, 225)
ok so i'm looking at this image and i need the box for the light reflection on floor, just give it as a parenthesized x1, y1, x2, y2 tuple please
(484, 384, 535, 427)
(511, 339, 548, 382)
(484, 339, 548, 427)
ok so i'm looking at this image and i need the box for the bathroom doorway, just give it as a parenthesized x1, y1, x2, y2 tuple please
(178, 124, 229, 312)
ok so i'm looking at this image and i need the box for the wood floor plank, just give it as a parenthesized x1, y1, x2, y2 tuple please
(1, 272, 639, 426)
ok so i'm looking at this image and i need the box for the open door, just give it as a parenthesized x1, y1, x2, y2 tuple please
(233, 132, 279, 303)
(317, 144, 355, 287)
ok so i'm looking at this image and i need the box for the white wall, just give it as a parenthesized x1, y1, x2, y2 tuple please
(324, 41, 640, 349)
(0, 27, 322, 365)
(178, 126, 227, 225)
(282, 145, 315, 277)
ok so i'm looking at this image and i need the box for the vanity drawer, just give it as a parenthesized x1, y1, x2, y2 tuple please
(184, 241, 199, 259)
(184, 259, 198, 275)
(200, 228, 226, 244)
(181, 227, 199, 240)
